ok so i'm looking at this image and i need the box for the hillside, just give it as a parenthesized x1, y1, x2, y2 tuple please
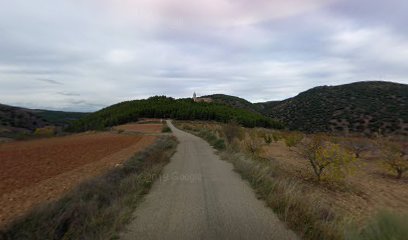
(67, 96, 283, 132)
(201, 94, 261, 113)
(0, 104, 88, 139)
(261, 81, 408, 135)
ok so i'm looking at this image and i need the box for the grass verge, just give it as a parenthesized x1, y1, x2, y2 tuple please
(0, 136, 178, 240)
(346, 211, 408, 240)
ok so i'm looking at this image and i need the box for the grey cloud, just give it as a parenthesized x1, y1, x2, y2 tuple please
(0, 0, 407, 112)
(57, 92, 80, 96)
(37, 78, 63, 85)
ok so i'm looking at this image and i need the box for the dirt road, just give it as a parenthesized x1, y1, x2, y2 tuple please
(121, 121, 297, 240)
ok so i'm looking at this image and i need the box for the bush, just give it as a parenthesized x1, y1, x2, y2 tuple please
(284, 132, 304, 147)
(197, 129, 225, 150)
(162, 125, 172, 133)
(263, 134, 273, 144)
(243, 134, 263, 157)
(222, 121, 243, 144)
(34, 126, 56, 137)
(213, 139, 226, 150)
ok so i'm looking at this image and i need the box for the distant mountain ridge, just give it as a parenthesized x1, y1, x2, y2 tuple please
(0, 104, 88, 139)
(204, 81, 408, 135)
(2, 81, 407, 137)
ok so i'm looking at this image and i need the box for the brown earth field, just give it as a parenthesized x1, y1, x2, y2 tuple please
(114, 122, 163, 133)
(0, 130, 157, 229)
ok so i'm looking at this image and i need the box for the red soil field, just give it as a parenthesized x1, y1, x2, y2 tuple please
(0, 132, 157, 228)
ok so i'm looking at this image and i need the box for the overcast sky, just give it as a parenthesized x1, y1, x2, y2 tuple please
(1, 0, 407, 112)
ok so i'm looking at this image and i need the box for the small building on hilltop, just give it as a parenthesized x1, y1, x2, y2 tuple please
(193, 92, 213, 103)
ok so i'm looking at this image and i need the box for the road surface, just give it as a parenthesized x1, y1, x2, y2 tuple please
(121, 121, 297, 240)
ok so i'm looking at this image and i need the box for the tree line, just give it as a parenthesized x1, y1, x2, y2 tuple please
(66, 96, 284, 132)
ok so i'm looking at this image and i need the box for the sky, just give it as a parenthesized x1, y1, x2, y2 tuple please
(0, 0, 407, 112)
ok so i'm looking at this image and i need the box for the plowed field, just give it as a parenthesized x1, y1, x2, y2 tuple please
(0, 132, 157, 228)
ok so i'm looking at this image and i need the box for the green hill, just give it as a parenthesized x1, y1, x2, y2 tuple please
(201, 94, 261, 113)
(67, 96, 283, 132)
(0, 104, 88, 139)
(260, 81, 408, 135)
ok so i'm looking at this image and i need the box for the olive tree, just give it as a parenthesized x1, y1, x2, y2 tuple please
(380, 141, 408, 179)
(297, 135, 356, 182)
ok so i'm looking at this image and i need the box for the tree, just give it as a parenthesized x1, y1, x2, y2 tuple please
(379, 141, 408, 179)
(343, 137, 372, 158)
(297, 135, 356, 182)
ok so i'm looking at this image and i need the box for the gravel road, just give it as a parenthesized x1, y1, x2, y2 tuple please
(121, 120, 298, 240)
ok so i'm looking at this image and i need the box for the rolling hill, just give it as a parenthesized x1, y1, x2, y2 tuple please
(67, 96, 283, 132)
(196, 82, 408, 135)
(201, 94, 262, 113)
(260, 81, 408, 135)
(0, 104, 88, 139)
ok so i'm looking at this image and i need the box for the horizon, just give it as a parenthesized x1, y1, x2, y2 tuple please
(1, 1, 408, 111)
(2, 79, 404, 113)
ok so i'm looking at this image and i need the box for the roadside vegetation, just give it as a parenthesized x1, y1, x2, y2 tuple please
(175, 121, 408, 240)
(161, 123, 172, 133)
(0, 136, 178, 240)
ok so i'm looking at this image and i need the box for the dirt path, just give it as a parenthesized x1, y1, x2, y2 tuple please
(121, 121, 297, 240)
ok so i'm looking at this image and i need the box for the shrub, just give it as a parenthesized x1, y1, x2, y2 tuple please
(263, 134, 273, 144)
(213, 139, 226, 150)
(284, 132, 304, 147)
(243, 136, 263, 157)
(162, 125, 172, 133)
(34, 126, 56, 137)
(222, 121, 243, 144)
(347, 211, 408, 240)
(197, 129, 225, 150)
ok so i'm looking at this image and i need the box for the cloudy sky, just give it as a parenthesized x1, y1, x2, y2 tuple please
(0, 0, 407, 112)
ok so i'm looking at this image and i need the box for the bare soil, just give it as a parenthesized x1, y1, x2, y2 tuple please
(0, 132, 157, 228)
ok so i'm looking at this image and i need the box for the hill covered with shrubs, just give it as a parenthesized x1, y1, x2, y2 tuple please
(67, 96, 283, 132)
(261, 81, 408, 135)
